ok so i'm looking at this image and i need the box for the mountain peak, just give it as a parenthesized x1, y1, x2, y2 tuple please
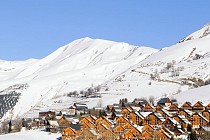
(179, 23, 210, 43)
(204, 22, 210, 27)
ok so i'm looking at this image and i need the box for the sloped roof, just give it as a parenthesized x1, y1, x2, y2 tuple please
(139, 111, 152, 118)
(157, 98, 171, 104)
(70, 124, 82, 131)
(154, 113, 165, 122)
(89, 128, 98, 136)
(49, 120, 59, 127)
(178, 115, 191, 124)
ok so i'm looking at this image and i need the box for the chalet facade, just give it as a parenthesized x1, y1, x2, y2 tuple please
(192, 101, 205, 112)
(143, 112, 165, 127)
(191, 112, 209, 128)
(39, 98, 210, 139)
(181, 102, 192, 110)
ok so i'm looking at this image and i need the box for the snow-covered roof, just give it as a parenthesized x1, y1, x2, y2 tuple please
(89, 129, 98, 136)
(198, 113, 209, 122)
(161, 109, 172, 117)
(168, 118, 181, 128)
(49, 120, 59, 127)
(134, 111, 144, 119)
(139, 111, 152, 118)
(154, 113, 165, 122)
(178, 115, 191, 124)
(131, 106, 142, 111)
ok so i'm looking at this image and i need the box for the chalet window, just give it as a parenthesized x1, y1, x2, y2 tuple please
(155, 118, 158, 125)
(136, 117, 139, 124)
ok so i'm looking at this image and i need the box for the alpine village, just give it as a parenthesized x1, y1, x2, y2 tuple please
(3, 96, 210, 140)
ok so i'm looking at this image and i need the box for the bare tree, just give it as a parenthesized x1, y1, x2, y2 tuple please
(149, 96, 155, 106)
(95, 86, 101, 92)
(96, 99, 103, 108)
(72, 91, 78, 97)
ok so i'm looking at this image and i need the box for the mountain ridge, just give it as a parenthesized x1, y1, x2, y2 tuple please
(0, 38, 157, 119)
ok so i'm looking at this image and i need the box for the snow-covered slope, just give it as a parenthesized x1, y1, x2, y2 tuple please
(97, 24, 210, 107)
(0, 59, 38, 81)
(1, 23, 210, 120)
(0, 37, 157, 119)
(179, 23, 210, 43)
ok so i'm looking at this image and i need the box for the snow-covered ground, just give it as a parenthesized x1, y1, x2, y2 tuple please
(0, 24, 210, 120)
(0, 129, 60, 140)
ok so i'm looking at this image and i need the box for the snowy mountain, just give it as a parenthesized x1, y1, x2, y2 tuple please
(0, 37, 157, 119)
(1, 24, 210, 120)
(99, 24, 210, 106)
(179, 23, 210, 43)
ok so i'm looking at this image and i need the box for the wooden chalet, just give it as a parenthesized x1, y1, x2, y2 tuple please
(154, 129, 171, 140)
(96, 123, 108, 136)
(61, 127, 77, 140)
(181, 102, 192, 110)
(119, 129, 135, 140)
(98, 117, 113, 129)
(163, 118, 181, 131)
(192, 101, 205, 112)
(156, 109, 171, 120)
(142, 103, 154, 112)
(69, 124, 82, 137)
(173, 115, 191, 129)
(179, 108, 193, 120)
(121, 107, 132, 119)
(202, 109, 210, 121)
(95, 116, 103, 125)
(102, 129, 119, 140)
(163, 126, 186, 138)
(143, 112, 165, 127)
(80, 128, 98, 140)
(123, 121, 133, 129)
(67, 106, 76, 115)
(86, 115, 97, 124)
(129, 125, 142, 138)
(80, 117, 95, 130)
(191, 112, 209, 128)
(142, 130, 153, 140)
(142, 124, 154, 132)
(113, 125, 125, 135)
(205, 103, 210, 110)
(115, 116, 130, 126)
(57, 116, 71, 131)
(168, 104, 179, 113)
(129, 111, 144, 125)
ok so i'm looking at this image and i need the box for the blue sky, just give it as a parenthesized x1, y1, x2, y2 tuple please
(0, 1, 210, 60)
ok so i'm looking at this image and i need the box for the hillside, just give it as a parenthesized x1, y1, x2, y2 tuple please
(98, 24, 210, 106)
(0, 38, 157, 119)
